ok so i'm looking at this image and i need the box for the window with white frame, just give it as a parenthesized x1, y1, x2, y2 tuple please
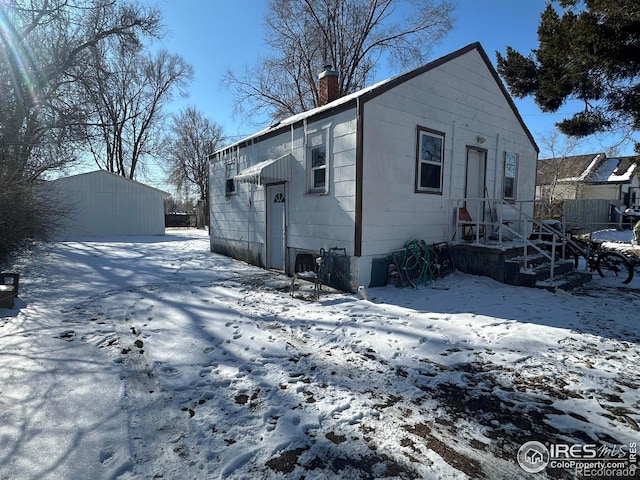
(415, 127, 444, 193)
(503, 152, 518, 199)
(225, 156, 236, 195)
(306, 127, 329, 193)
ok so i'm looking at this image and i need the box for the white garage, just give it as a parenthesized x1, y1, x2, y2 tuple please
(50, 170, 170, 238)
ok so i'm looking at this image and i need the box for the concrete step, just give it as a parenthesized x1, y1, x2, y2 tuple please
(449, 242, 591, 291)
(506, 262, 591, 290)
(535, 271, 593, 292)
(504, 257, 574, 287)
(503, 244, 544, 261)
(506, 252, 556, 270)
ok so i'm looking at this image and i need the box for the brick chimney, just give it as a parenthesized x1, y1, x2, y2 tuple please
(318, 65, 339, 106)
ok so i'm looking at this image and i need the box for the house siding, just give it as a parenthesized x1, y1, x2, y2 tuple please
(358, 49, 538, 286)
(209, 44, 539, 291)
(580, 184, 619, 200)
(623, 176, 640, 206)
(209, 109, 358, 277)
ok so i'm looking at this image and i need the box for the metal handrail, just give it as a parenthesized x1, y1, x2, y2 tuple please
(452, 198, 584, 284)
(497, 199, 584, 283)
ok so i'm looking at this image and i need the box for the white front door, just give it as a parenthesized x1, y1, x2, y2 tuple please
(267, 184, 286, 270)
(465, 148, 487, 221)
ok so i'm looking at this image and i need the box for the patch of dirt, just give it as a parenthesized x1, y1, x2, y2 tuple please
(181, 407, 195, 418)
(265, 447, 308, 474)
(427, 435, 483, 479)
(234, 389, 260, 409)
(305, 451, 419, 480)
(234, 394, 249, 405)
(325, 432, 347, 444)
(431, 374, 563, 444)
(404, 422, 431, 439)
(403, 422, 483, 478)
(373, 394, 402, 410)
(512, 372, 584, 399)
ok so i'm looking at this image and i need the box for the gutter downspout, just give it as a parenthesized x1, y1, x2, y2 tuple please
(354, 98, 364, 258)
(493, 133, 500, 201)
(448, 120, 456, 241)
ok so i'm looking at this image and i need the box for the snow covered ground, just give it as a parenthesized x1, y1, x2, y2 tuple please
(0, 229, 638, 479)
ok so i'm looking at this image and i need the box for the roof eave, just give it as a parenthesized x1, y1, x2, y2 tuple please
(212, 42, 539, 156)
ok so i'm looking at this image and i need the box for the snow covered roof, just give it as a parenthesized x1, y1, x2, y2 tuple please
(591, 157, 637, 183)
(214, 42, 538, 156)
(537, 153, 639, 185)
(50, 169, 171, 196)
(234, 154, 291, 185)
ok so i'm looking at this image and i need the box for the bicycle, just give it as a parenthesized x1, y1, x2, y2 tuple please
(562, 229, 634, 284)
(430, 242, 455, 279)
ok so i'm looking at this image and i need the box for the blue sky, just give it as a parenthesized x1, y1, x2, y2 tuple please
(141, 0, 633, 189)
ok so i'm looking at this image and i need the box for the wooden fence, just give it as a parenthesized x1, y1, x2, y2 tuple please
(562, 198, 621, 231)
(165, 212, 196, 228)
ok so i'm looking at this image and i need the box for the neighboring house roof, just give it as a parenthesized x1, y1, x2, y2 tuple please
(213, 42, 539, 156)
(50, 170, 171, 196)
(590, 156, 637, 183)
(538, 153, 639, 185)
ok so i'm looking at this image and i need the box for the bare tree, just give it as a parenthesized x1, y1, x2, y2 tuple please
(165, 107, 225, 225)
(0, 0, 160, 181)
(536, 130, 586, 217)
(83, 45, 193, 179)
(0, 0, 160, 261)
(225, 0, 455, 122)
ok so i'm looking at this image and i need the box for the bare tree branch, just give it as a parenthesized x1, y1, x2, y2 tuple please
(82, 45, 193, 179)
(0, 0, 161, 180)
(225, 0, 454, 123)
(164, 106, 226, 225)
(0, 0, 163, 261)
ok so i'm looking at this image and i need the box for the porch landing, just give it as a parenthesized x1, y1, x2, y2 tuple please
(449, 242, 592, 291)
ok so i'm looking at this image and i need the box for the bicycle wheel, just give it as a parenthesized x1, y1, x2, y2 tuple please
(430, 245, 454, 278)
(564, 245, 580, 269)
(402, 250, 426, 288)
(596, 251, 634, 284)
(437, 246, 455, 277)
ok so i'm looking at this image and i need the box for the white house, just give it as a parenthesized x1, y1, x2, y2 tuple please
(209, 43, 539, 291)
(49, 170, 170, 237)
